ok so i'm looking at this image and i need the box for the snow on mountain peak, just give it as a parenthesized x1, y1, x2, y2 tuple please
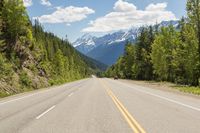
(73, 33, 97, 47)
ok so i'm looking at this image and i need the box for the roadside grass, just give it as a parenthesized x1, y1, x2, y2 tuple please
(147, 80, 200, 96)
(127, 79, 200, 96)
(0, 92, 10, 98)
(174, 86, 200, 95)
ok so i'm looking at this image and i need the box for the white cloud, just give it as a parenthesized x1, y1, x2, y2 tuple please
(82, 0, 177, 32)
(41, 0, 52, 7)
(114, 0, 137, 12)
(34, 6, 95, 24)
(145, 3, 167, 11)
(23, 0, 32, 7)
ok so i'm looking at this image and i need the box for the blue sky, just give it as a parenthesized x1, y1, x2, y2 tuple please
(24, 0, 187, 42)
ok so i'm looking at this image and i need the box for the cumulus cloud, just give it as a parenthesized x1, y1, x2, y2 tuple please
(41, 0, 52, 7)
(145, 3, 167, 11)
(33, 6, 95, 24)
(82, 0, 177, 32)
(23, 0, 32, 7)
(114, 0, 137, 12)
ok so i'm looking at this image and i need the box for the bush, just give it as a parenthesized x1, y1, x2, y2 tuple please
(0, 53, 13, 81)
(0, 92, 10, 98)
(19, 71, 32, 88)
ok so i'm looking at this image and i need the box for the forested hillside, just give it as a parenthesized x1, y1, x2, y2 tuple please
(105, 0, 200, 86)
(0, 0, 100, 97)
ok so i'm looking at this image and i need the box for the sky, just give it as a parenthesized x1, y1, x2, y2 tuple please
(23, 0, 187, 42)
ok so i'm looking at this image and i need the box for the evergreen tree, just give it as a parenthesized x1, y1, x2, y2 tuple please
(123, 43, 135, 79)
(2, 0, 32, 42)
(151, 26, 178, 81)
(0, 1, 4, 49)
(187, 0, 200, 54)
(133, 26, 154, 80)
(173, 20, 199, 85)
(187, 0, 200, 85)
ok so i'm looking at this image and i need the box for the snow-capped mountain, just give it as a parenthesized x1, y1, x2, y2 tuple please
(73, 20, 179, 65)
(73, 33, 96, 47)
(73, 29, 137, 54)
(73, 33, 97, 54)
(158, 20, 179, 28)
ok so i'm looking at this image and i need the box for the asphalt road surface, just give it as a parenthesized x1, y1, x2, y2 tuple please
(0, 77, 200, 133)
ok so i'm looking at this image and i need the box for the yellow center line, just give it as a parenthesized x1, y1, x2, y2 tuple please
(99, 79, 146, 133)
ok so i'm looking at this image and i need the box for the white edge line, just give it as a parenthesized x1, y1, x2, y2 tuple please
(109, 79, 200, 112)
(0, 89, 52, 106)
(0, 82, 80, 106)
(0, 80, 86, 106)
(36, 105, 56, 120)
(0, 94, 37, 105)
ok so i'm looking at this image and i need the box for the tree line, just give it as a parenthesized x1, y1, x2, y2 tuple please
(105, 0, 200, 86)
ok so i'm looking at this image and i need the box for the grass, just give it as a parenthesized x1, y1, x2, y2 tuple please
(0, 92, 10, 98)
(131, 79, 200, 96)
(175, 86, 200, 95)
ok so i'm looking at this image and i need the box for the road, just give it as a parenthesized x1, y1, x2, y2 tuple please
(0, 77, 200, 133)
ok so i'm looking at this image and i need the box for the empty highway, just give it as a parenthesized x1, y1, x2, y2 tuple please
(0, 77, 200, 133)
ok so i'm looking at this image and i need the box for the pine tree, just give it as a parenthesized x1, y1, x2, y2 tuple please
(173, 20, 199, 85)
(187, 0, 200, 85)
(2, 0, 31, 42)
(151, 26, 178, 81)
(133, 26, 154, 80)
(0, 1, 4, 49)
(187, 0, 200, 54)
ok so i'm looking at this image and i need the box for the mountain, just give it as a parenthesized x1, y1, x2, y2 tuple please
(73, 20, 179, 66)
(87, 41, 127, 65)
(86, 29, 138, 65)
(73, 33, 97, 54)
(158, 20, 179, 28)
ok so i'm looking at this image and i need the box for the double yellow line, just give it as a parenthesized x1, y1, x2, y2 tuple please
(99, 79, 146, 133)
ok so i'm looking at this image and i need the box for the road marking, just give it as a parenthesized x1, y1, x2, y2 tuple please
(99, 79, 146, 133)
(68, 92, 74, 97)
(36, 105, 56, 120)
(0, 81, 84, 106)
(0, 89, 54, 106)
(0, 93, 38, 106)
(113, 80, 200, 112)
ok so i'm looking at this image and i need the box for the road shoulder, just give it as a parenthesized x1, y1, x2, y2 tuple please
(118, 79, 200, 99)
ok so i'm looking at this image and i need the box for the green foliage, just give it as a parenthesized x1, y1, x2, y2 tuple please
(106, 23, 200, 86)
(2, 0, 31, 42)
(0, 5, 5, 49)
(133, 26, 155, 80)
(106, 26, 155, 80)
(187, 0, 200, 84)
(172, 20, 199, 85)
(105, 1, 200, 87)
(19, 71, 32, 88)
(151, 26, 179, 81)
(0, 1, 99, 97)
(0, 53, 13, 80)
(32, 20, 95, 84)
(0, 92, 10, 98)
(175, 86, 200, 95)
(187, 0, 200, 44)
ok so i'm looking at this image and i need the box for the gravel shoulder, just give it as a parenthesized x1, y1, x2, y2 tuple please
(119, 79, 200, 99)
